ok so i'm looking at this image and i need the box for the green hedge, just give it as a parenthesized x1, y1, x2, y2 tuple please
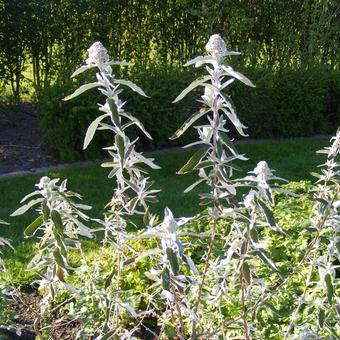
(38, 65, 340, 161)
(232, 66, 340, 138)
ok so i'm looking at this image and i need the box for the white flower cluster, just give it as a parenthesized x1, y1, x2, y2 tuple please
(86, 41, 109, 67)
(36, 176, 55, 198)
(253, 161, 273, 182)
(205, 34, 227, 56)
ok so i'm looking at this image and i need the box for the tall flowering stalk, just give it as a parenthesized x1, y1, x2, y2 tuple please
(284, 130, 339, 339)
(63, 42, 163, 337)
(64, 41, 160, 216)
(172, 34, 287, 338)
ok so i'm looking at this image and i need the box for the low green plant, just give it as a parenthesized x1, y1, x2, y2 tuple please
(4, 35, 339, 339)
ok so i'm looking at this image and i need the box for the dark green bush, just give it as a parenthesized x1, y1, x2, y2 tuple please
(38, 64, 339, 161)
(231, 65, 340, 138)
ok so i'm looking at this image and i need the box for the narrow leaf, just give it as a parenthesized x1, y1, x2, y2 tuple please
(221, 65, 255, 87)
(317, 309, 325, 330)
(107, 98, 121, 128)
(53, 249, 65, 268)
(24, 215, 44, 237)
(162, 267, 170, 291)
(325, 274, 334, 304)
(170, 108, 209, 140)
(166, 247, 179, 275)
(83, 113, 110, 149)
(71, 65, 92, 78)
(63, 82, 101, 101)
(42, 202, 50, 221)
(115, 79, 149, 97)
(178, 148, 208, 174)
(51, 210, 63, 234)
(11, 198, 43, 217)
(105, 270, 115, 290)
(115, 134, 125, 163)
(120, 112, 152, 139)
(242, 262, 251, 285)
(173, 76, 210, 103)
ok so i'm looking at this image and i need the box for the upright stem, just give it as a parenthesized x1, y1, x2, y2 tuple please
(240, 227, 250, 340)
(284, 254, 316, 339)
(191, 218, 217, 339)
(240, 272, 250, 340)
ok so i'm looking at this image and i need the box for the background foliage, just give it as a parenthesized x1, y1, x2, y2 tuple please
(0, 0, 339, 160)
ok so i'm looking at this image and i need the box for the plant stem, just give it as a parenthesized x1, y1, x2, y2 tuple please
(284, 254, 316, 339)
(175, 301, 185, 339)
(191, 218, 217, 339)
(240, 271, 250, 340)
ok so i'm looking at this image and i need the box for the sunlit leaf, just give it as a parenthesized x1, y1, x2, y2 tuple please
(63, 82, 101, 101)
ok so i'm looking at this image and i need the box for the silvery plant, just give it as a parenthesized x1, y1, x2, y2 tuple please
(11, 177, 94, 308)
(284, 130, 339, 339)
(171, 34, 288, 338)
(63, 41, 169, 338)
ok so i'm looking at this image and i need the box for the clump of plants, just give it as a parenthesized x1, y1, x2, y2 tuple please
(2, 35, 339, 339)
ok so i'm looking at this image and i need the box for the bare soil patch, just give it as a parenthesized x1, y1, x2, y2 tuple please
(0, 103, 58, 175)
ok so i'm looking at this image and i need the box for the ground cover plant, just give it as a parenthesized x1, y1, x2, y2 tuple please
(0, 35, 339, 339)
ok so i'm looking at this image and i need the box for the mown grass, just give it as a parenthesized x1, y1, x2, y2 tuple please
(0, 137, 329, 284)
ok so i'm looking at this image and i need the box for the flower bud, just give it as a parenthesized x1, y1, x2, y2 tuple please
(86, 41, 109, 67)
(253, 161, 273, 179)
(205, 34, 227, 56)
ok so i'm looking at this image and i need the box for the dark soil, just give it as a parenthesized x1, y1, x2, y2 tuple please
(9, 292, 80, 339)
(0, 103, 58, 175)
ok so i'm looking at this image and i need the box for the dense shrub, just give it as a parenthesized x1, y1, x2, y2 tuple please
(39, 64, 340, 161)
(232, 65, 340, 138)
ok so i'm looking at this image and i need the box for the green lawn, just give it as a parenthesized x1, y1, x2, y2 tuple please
(0, 137, 329, 284)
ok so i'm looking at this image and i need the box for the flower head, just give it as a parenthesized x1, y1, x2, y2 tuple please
(86, 41, 109, 68)
(253, 161, 273, 180)
(205, 34, 227, 56)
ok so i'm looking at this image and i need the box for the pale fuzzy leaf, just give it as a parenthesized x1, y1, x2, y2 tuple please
(71, 65, 92, 78)
(162, 289, 175, 302)
(221, 65, 255, 87)
(184, 179, 205, 193)
(120, 112, 152, 139)
(256, 250, 282, 277)
(183, 255, 199, 274)
(73, 220, 93, 239)
(180, 302, 199, 322)
(83, 113, 110, 149)
(20, 190, 40, 203)
(115, 79, 149, 97)
(173, 76, 211, 103)
(63, 82, 102, 101)
(62, 282, 79, 294)
(183, 55, 214, 67)
(220, 107, 248, 136)
(137, 153, 160, 169)
(121, 302, 138, 318)
(0, 236, 13, 249)
(221, 78, 235, 90)
(11, 198, 43, 216)
(170, 108, 209, 139)
(72, 203, 92, 210)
